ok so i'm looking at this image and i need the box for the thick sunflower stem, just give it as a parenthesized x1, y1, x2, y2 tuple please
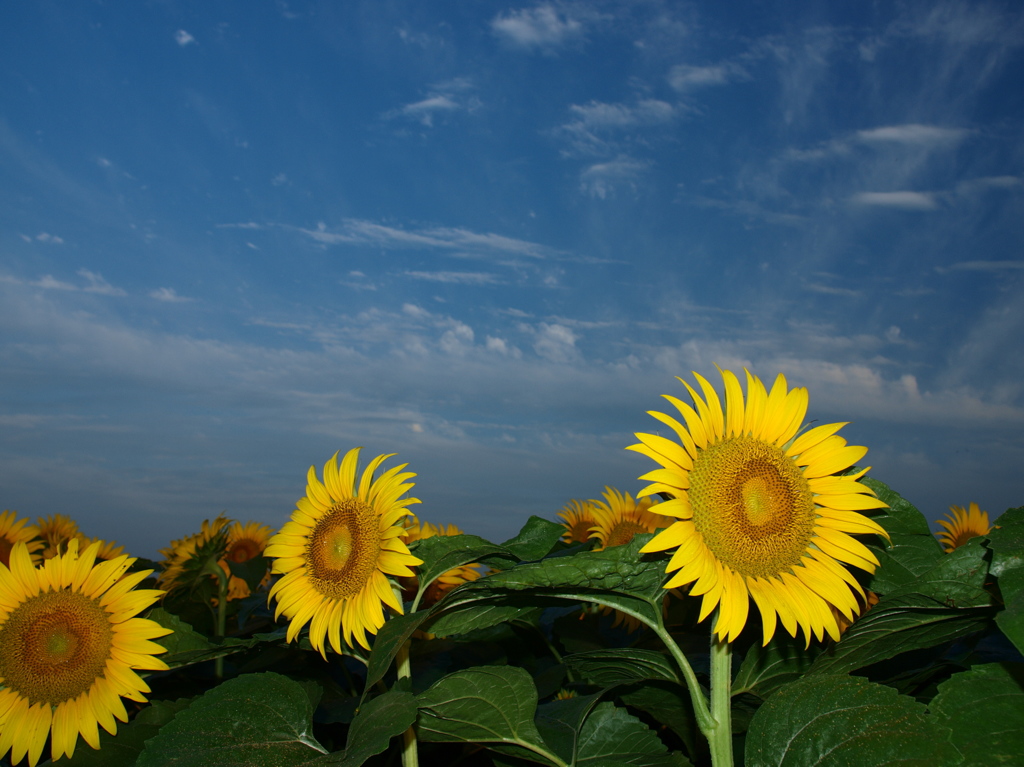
(650, 622, 714, 735)
(396, 639, 419, 767)
(708, 635, 734, 767)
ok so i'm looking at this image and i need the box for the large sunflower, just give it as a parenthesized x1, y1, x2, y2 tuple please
(0, 539, 170, 767)
(936, 503, 992, 552)
(0, 511, 42, 568)
(266, 448, 422, 656)
(589, 486, 669, 550)
(629, 368, 889, 645)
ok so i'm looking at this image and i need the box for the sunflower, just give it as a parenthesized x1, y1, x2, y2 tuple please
(0, 539, 170, 767)
(156, 515, 231, 592)
(589, 487, 670, 550)
(73, 536, 127, 562)
(936, 503, 992, 552)
(557, 499, 598, 544)
(0, 511, 42, 568)
(223, 521, 273, 600)
(266, 448, 423, 655)
(629, 368, 889, 645)
(35, 514, 79, 560)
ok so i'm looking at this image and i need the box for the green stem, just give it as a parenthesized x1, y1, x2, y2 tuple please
(395, 583, 419, 767)
(708, 634, 734, 767)
(650, 622, 714, 735)
(395, 640, 418, 767)
(214, 567, 228, 680)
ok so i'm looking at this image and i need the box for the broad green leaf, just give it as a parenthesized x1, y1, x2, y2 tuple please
(563, 648, 680, 686)
(535, 693, 605, 764)
(868, 534, 944, 593)
(929, 662, 1024, 766)
(310, 690, 418, 766)
(411, 534, 514, 597)
(732, 634, 821, 699)
(446, 534, 667, 628)
(426, 599, 547, 638)
(882, 538, 993, 608)
(617, 682, 700, 762)
(55, 699, 192, 767)
(808, 593, 992, 676)
(987, 506, 1024, 577)
(499, 516, 567, 562)
(148, 607, 257, 669)
(363, 608, 439, 691)
(745, 673, 959, 767)
(416, 665, 561, 766)
(575, 701, 677, 766)
(137, 672, 327, 767)
(996, 567, 1024, 655)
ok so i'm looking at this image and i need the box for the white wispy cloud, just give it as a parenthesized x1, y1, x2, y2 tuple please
(667, 62, 748, 91)
(175, 29, 196, 46)
(855, 124, 972, 147)
(403, 271, 502, 285)
(938, 260, 1024, 272)
(385, 78, 480, 127)
(298, 219, 555, 260)
(850, 191, 939, 210)
(579, 156, 649, 199)
(149, 287, 192, 302)
(555, 98, 677, 156)
(491, 4, 584, 51)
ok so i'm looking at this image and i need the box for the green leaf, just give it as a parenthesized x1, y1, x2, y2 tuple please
(535, 693, 606, 764)
(226, 555, 270, 592)
(137, 672, 328, 767)
(732, 634, 821, 699)
(416, 665, 560, 766)
(929, 662, 1024, 766)
(411, 533, 512, 592)
(808, 593, 993, 676)
(55, 699, 192, 767)
(426, 599, 547, 638)
(987, 506, 1024, 577)
(745, 673, 959, 767)
(868, 534, 944, 593)
(996, 567, 1024, 656)
(882, 538, 993, 608)
(564, 648, 680, 686)
(617, 682, 699, 762)
(310, 690, 418, 766)
(147, 607, 256, 669)
(575, 701, 675, 766)
(446, 534, 667, 628)
(362, 608, 438, 692)
(499, 516, 567, 562)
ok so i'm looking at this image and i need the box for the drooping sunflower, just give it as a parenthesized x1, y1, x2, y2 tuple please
(589, 486, 670, 550)
(936, 503, 992, 553)
(35, 514, 79, 560)
(557, 499, 598, 544)
(0, 511, 42, 568)
(0, 539, 170, 767)
(266, 448, 423, 655)
(156, 514, 231, 593)
(222, 521, 274, 600)
(629, 368, 889, 645)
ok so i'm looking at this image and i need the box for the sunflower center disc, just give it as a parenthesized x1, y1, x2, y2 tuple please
(689, 435, 816, 579)
(0, 590, 113, 706)
(607, 520, 647, 548)
(227, 539, 261, 563)
(307, 498, 381, 601)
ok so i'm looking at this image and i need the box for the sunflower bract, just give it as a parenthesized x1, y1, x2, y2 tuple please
(266, 447, 423, 656)
(628, 367, 889, 646)
(0, 539, 170, 767)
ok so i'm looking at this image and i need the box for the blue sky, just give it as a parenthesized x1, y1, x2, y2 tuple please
(2, 1, 1022, 559)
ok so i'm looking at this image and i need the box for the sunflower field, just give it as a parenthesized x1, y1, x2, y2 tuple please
(1, 369, 1022, 767)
